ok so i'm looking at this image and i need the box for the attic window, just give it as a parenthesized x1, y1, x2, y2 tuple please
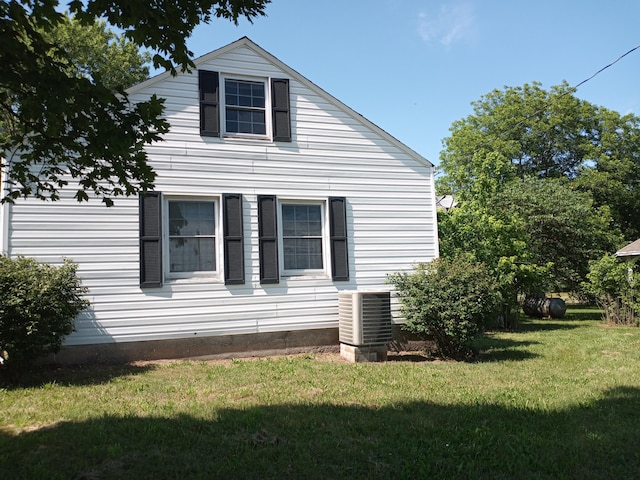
(224, 79, 267, 135)
(199, 70, 291, 141)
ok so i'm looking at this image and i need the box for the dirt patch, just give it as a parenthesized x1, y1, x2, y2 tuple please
(130, 347, 436, 367)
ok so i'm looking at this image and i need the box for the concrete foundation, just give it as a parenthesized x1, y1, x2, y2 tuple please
(46, 325, 424, 366)
(50, 328, 340, 365)
(340, 343, 388, 363)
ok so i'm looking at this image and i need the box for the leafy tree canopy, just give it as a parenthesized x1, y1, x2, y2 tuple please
(439, 176, 621, 299)
(438, 198, 550, 326)
(0, 0, 269, 205)
(436, 81, 640, 241)
(493, 177, 622, 292)
(42, 13, 151, 91)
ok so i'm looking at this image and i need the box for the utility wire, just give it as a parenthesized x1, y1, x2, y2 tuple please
(571, 44, 640, 93)
(438, 45, 640, 176)
(494, 44, 640, 139)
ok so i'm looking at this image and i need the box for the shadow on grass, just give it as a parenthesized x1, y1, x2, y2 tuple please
(387, 338, 539, 363)
(517, 319, 583, 333)
(2, 386, 639, 479)
(475, 336, 541, 362)
(520, 305, 603, 324)
(562, 307, 604, 322)
(387, 353, 433, 362)
(0, 362, 157, 390)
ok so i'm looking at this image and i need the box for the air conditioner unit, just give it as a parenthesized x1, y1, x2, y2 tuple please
(338, 291, 393, 347)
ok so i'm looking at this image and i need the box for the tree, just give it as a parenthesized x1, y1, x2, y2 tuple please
(436, 81, 640, 241)
(1, 0, 269, 206)
(493, 177, 622, 292)
(572, 108, 640, 241)
(438, 200, 549, 326)
(41, 14, 151, 91)
(438, 176, 620, 312)
(437, 82, 595, 196)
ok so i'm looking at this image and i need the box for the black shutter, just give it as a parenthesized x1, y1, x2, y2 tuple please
(199, 70, 219, 136)
(329, 197, 349, 281)
(271, 78, 291, 142)
(139, 192, 163, 288)
(258, 195, 279, 284)
(223, 193, 245, 285)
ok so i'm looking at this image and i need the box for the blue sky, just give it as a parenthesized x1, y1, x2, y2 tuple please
(182, 0, 640, 167)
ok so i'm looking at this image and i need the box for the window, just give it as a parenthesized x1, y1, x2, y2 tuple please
(139, 193, 245, 287)
(282, 204, 324, 272)
(257, 196, 348, 283)
(199, 70, 291, 142)
(167, 199, 217, 276)
(224, 78, 266, 135)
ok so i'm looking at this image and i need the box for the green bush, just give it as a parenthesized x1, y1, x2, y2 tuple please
(0, 256, 89, 368)
(388, 256, 502, 359)
(582, 254, 639, 325)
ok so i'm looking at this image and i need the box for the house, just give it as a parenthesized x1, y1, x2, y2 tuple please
(0, 37, 439, 363)
(615, 238, 640, 262)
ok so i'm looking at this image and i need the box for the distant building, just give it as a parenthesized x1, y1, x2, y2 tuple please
(615, 238, 640, 262)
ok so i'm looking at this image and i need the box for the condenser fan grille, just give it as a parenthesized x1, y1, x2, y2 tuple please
(338, 291, 392, 346)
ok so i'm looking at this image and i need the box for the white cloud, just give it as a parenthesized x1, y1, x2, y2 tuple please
(418, 3, 476, 46)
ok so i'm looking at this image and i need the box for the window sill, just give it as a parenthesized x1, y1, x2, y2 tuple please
(166, 276, 223, 285)
(223, 133, 273, 142)
(281, 273, 330, 280)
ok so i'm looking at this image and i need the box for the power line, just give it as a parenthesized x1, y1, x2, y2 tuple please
(571, 44, 640, 93)
(498, 44, 640, 139)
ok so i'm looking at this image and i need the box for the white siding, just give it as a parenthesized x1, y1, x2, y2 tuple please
(6, 40, 438, 346)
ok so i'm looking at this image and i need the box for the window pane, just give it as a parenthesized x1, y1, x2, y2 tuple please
(238, 94, 252, 107)
(307, 206, 322, 230)
(226, 120, 238, 133)
(224, 78, 265, 135)
(238, 110, 252, 123)
(169, 238, 216, 272)
(225, 79, 265, 108)
(225, 108, 266, 135)
(252, 83, 265, 107)
(226, 81, 237, 95)
(283, 238, 323, 270)
(168, 200, 216, 274)
(251, 111, 266, 134)
(294, 207, 308, 236)
(282, 205, 322, 236)
(238, 82, 252, 96)
(169, 201, 215, 236)
(282, 205, 296, 236)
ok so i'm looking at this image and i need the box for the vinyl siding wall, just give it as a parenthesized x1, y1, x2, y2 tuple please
(5, 44, 438, 346)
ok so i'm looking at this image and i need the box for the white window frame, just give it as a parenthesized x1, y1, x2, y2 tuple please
(220, 74, 272, 140)
(278, 199, 329, 278)
(163, 195, 222, 281)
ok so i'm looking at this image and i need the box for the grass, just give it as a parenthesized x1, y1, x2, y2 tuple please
(2, 306, 640, 479)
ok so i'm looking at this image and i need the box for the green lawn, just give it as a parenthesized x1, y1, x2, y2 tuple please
(2, 307, 640, 479)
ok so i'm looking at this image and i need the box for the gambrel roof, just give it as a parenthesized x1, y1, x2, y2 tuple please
(128, 36, 433, 168)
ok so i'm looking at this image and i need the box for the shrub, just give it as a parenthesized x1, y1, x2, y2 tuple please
(388, 256, 502, 359)
(0, 256, 89, 368)
(582, 254, 639, 325)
